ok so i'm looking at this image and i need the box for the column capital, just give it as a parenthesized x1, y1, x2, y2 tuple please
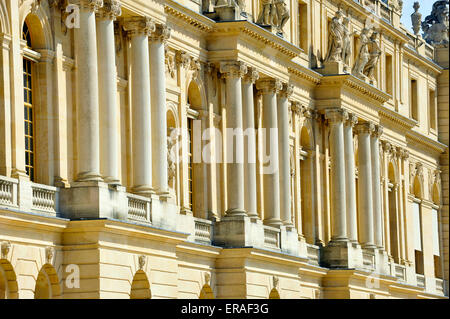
(242, 68, 259, 84)
(279, 83, 294, 99)
(255, 78, 282, 94)
(372, 124, 383, 137)
(123, 16, 156, 37)
(175, 50, 191, 69)
(324, 108, 348, 124)
(381, 140, 392, 153)
(96, 0, 121, 20)
(400, 148, 410, 159)
(345, 113, 358, 127)
(149, 24, 171, 43)
(220, 61, 247, 79)
(355, 122, 375, 134)
(74, 0, 103, 10)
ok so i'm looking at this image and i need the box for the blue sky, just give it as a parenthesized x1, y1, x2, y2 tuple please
(401, 0, 434, 32)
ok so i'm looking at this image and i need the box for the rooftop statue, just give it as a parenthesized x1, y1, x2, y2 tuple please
(324, 10, 345, 64)
(422, 0, 449, 46)
(352, 28, 371, 80)
(411, 2, 422, 36)
(363, 31, 382, 85)
(256, 0, 290, 37)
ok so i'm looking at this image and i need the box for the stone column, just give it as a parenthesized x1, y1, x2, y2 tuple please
(96, 0, 121, 184)
(325, 109, 348, 242)
(371, 125, 384, 249)
(74, 0, 104, 182)
(256, 79, 282, 226)
(355, 122, 375, 248)
(220, 61, 247, 216)
(344, 113, 358, 243)
(242, 68, 259, 218)
(278, 83, 294, 227)
(149, 24, 171, 196)
(123, 17, 155, 195)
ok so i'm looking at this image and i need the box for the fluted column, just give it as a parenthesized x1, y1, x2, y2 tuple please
(149, 24, 171, 196)
(96, 0, 121, 184)
(325, 109, 348, 242)
(256, 79, 282, 226)
(123, 17, 155, 195)
(242, 68, 259, 218)
(344, 113, 358, 243)
(356, 122, 375, 248)
(371, 125, 384, 249)
(220, 61, 247, 216)
(278, 83, 294, 227)
(74, 0, 103, 182)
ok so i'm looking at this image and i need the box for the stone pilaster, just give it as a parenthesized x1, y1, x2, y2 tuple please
(256, 78, 283, 227)
(123, 16, 156, 195)
(96, 0, 121, 184)
(344, 113, 358, 243)
(74, 0, 104, 182)
(278, 83, 294, 228)
(371, 125, 384, 249)
(355, 122, 376, 248)
(220, 61, 247, 216)
(242, 68, 259, 219)
(149, 24, 171, 197)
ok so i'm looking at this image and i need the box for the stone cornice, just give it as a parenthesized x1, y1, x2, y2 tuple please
(406, 130, 447, 155)
(317, 74, 391, 105)
(403, 46, 443, 75)
(164, 0, 214, 33)
(288, 62, 322, 85)
(209, 21, 302, 60)
(379, 107, 416, 131)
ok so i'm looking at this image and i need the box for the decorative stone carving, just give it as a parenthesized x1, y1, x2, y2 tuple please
(176, 50, 191, 69)
(165, 47, 176, 79)
(1, 241, 11, 259)
(114, 22, 123, 54)
(97, 0, 121, 19)
(219, 61, 247, 79)
(256, 0, 290, 37)
(138, 255, 146, 270)
(272, 276, 279, 289)
(204, 272, 211, 285)
(190, 58, 202, 81)
(325, 10, 345, 64)
(390, 0, 404, 14)
(45, 246, 54, 264)
(422, 0, 449, 47)
(167, 127, 177, 187)
(149, 24, 171, 43)
(123, 16, 156, 36)
(352, 28, 371, 80)
(411, 2, 422, 36)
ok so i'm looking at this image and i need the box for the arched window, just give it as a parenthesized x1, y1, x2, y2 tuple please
(130, 270, 151, 299)
(412, 176, 424, 276)
(268, 288, 280, 299)
(34, 265, 60, 299)
(199, 284, 214, 299)
(23, 22, 35, 181)
(0, 260, 18, 299)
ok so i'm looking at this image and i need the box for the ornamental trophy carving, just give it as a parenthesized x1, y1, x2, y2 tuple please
(421, 0, 449, 47)
(256, 0, 290, 37)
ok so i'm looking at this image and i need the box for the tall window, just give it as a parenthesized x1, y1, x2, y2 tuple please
(388, 163, 400, 263)
(23, 23, 35, 181)
(187, 117, 194, 212)
(431, 207, 442, 278)
(429, 89, 437, 131)
(298, 1, 308, 51)
(410, 79, 418, 121)
(385, 54, 393, 95)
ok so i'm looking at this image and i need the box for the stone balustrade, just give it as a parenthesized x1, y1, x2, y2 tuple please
(127, 193, 151, 223)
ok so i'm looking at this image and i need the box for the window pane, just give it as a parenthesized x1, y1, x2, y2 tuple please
(432, 209, 440, 256)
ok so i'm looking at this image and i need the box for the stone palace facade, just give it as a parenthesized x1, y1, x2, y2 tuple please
(0, 0, 448, 299)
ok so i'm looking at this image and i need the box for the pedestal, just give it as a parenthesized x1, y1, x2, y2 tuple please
(59, 181, 127, 220)
(321, 240, 363, 269)
(318, 61, 346, 76)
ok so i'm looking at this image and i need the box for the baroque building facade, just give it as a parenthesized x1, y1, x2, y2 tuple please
(0, 0, 448, 299)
